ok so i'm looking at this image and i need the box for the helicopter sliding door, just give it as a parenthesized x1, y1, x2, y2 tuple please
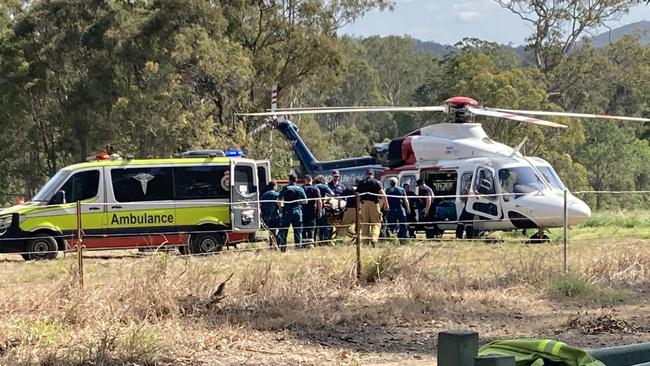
(466, 165, 502, 221)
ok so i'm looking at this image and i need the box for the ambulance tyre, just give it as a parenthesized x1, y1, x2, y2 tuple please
(191, 232, 225, 255)
(25, 235, 58, 261)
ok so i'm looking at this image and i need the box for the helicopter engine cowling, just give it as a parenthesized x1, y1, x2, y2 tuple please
(371, 136, 417, 168)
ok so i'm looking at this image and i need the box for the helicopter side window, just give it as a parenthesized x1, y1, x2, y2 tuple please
(399, 175, 416, 189)
(474, 168, 497, 199)
(382, 175, 396, 188)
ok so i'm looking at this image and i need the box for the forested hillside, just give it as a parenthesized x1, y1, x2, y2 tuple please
(1, 0, 649, 209)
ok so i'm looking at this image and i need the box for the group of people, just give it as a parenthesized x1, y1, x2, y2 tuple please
(260, 169, 475, 251)
(384, 177, 436, 240)
(259, 170, 346, 252)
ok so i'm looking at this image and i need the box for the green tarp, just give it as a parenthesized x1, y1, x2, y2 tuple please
(479, 339, 606, 366)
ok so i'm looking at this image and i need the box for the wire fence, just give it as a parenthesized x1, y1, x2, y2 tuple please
(2, 190, 650, 285)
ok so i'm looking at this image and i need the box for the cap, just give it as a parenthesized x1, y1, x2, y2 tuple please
(366, 168, 375, 175)
(288, 173, 297, 181)
(332, 170, 340, 176)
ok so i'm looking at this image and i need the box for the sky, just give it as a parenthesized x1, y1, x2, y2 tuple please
(341, 0, 650, 45)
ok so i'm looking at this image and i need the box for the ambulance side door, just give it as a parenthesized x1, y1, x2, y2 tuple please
(37, 168, 105, 239)
(105, 166, 176, 239)
(230, 160, 260, 231)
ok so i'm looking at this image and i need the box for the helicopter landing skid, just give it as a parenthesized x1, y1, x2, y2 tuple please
(526, 229, 550, 244)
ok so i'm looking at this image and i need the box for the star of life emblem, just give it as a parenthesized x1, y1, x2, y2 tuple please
(133, 173, 155, 195)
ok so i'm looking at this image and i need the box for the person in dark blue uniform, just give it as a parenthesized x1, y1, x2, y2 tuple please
(385, 177, 411, 239)
(315, 175, 334, 243)
(327, 170, 346, 196)
(260, 180, 281, 248)
(301, 175, 322, 246)
(404, 183, 417, 238)
(278, 173, 307, 252)
(456, 177, 474, 239)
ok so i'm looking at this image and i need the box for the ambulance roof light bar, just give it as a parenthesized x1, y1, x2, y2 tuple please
(225, 148, 244, 157)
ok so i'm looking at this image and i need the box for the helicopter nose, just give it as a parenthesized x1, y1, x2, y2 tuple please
(567, 198, 591, 225)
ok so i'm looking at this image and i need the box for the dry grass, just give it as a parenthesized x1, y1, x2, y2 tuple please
(0, 238, 649, 365)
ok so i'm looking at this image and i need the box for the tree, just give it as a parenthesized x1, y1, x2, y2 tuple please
(109, 0, 253, 157)
(496, 0, 637, 73)
(576, 123, 648, 209)
(221, 0, 391, 123)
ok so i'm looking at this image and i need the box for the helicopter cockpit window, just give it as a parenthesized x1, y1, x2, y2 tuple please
(537, 166, 566, 191)
(498, 167, 544, 196)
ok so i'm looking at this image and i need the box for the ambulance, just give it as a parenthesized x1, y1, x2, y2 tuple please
(0, 150, 269, 260)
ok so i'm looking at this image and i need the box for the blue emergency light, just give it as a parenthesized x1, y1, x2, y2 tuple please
(225, 148, 244, 157)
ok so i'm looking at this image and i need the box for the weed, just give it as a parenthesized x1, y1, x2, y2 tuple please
(12, 318, 68, 346)
(362, 248, 401, 283)
(550, 273, 595, 297)
(120, 322, 160, 363)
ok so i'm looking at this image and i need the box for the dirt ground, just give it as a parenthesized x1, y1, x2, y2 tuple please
(0, 237, 648, 365)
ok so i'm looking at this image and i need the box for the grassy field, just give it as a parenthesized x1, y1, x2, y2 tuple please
(0, 211, 649, 365)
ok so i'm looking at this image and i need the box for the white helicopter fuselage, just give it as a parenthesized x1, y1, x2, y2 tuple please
(381, 123, 591, 233)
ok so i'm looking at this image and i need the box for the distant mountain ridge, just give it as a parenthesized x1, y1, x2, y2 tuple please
(587, 20, 650, 48)
(411, 21, 650, 58)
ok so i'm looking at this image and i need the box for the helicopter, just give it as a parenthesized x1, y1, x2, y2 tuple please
(241, 96, 650, 240)
(249, 117, 383, 185)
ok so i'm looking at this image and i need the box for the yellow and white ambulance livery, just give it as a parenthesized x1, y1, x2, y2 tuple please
(0, 150, 269, 260)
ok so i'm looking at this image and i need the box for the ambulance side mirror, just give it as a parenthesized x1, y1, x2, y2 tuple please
(51, 190, 66, 205)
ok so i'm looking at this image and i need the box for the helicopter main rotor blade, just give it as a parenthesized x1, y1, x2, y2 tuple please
(239, 106, 447, 117)
(249, 117, 281, 136)
(468, 106, 567, 128)
(250, 123, 270, 136)
(491, 108, 650, 123)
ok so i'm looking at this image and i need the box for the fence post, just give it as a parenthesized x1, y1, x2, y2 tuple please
(355, 193, 361, 283)
(76, 200, 84, 287)
(563, 189, 568, 274)
(437, 330, 479, 366)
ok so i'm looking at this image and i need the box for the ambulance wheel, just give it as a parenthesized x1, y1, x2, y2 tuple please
(191, 232, 225, 254)
(25, 235, 58, 260)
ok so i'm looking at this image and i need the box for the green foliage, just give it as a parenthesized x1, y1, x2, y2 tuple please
(549, 274, 629, 303)
(1, 1, 650, 214)
(578, 211, 650, 229)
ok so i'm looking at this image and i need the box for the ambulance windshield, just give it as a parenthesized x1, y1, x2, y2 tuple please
(30, 170, 71, 202)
